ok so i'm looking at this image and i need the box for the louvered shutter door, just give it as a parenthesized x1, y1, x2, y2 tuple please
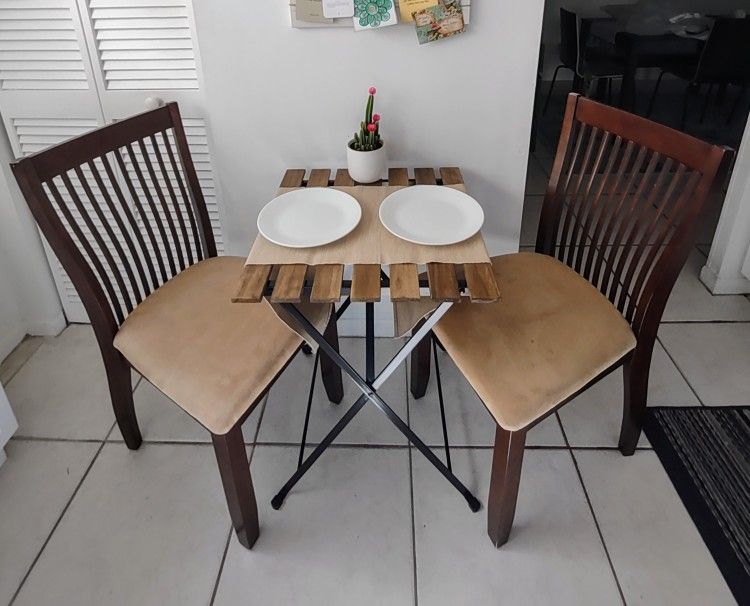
(0, 0, 225, 324)
(0, 0, 105, 322)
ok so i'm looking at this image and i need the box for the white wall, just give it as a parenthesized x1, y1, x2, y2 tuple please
(701, 115, 750, 294)
(193, 1, 544, 259)
(0, 127, 65, 361)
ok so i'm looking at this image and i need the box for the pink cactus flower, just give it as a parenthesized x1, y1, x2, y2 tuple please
(369, 87, 377, 95)
(367, 123, 377, 133)
(373, 114, 381, 122)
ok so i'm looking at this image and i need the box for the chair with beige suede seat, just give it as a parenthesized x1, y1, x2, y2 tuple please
(411, 93, 729, 547)
(11, 103, 342, 550)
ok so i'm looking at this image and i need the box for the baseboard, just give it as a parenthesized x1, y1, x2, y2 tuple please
(0, 325, 26, 363)
(25, 311, 66, 338)
(700, 264, 750, 295)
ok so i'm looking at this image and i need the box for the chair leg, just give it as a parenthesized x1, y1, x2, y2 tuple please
(646, 70, 665, 118)
(700, 82, 714, 123)
(298, 351, 319, 469)
(727, 85, 747, 125)
(409, 320, 431, 399)
(487, 425, 526, 548)
(618, 349, 652, 456)
(543, 65, 564, 115)
(105, 351, 141, 450)
(319, 310, 344, 404)
(212, 425, 259, 550)
(681, 83, 697, 131)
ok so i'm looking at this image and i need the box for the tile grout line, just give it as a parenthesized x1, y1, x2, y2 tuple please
(557, 412, 627, 606)
(405, 372, 419, 606)
(209, 393, 270, 603)
(655, 334, 705, 407)
(568, 448, 628, 606)
(9, 437, 108, 605)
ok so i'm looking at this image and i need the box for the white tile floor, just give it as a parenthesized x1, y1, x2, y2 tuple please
(2, 153, 748, 606)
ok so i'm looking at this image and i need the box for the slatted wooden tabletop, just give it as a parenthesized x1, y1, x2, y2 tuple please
(233, 167, 500, 305)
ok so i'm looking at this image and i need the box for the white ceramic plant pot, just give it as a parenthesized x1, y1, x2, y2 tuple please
(347, 143, 386, 184)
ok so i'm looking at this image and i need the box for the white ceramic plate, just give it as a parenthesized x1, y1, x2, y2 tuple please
(379, 185, 485, 246)
(257, 188, 362, 248)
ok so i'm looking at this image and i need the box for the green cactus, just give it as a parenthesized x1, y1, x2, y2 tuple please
(349, 88, 382, 152)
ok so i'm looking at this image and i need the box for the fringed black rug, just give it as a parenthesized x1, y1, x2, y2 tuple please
(645, 407, 750, 606)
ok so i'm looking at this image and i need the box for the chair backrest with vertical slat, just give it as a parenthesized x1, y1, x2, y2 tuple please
(536, 94, 728, 339)
(12, 102, 217, 335)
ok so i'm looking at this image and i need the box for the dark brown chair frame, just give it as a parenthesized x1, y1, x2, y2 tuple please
(412, 93, 730, 547)
(11, 103, 343, 549)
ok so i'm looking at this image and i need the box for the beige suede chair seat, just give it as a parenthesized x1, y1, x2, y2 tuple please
(114, 256, 310, 435)
(433, 252, 637, 432)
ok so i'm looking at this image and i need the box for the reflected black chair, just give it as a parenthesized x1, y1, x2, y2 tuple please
(543, 8, 625, 114)
(647, 18, 750, 127)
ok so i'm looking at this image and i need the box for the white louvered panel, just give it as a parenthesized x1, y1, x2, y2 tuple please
(121, 120, 223, 258)
(13, 118, 143, 315)
(0, 0, 88, 90)
(89, 0, 198, 90)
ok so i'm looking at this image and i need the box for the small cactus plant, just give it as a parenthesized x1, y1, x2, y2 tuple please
(349, 87, 383, 152)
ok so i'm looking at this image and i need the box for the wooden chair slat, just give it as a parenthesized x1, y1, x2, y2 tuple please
(464, 263, 501, 302)
(389, 264, 421, 301)
(334, 169, 355, 186)
(439, 167, 464, 185)
(271, 264, 307, 303)
(233, 265, 272, 303)
(311, 264, 344, 303)
(427, 263, 460, 301)
(414, 168, 437, 185)
(307, 169, 331, 187)
(351, 264, 381, 302)
(388, 168, 409, 186)
(280, 169, 306, 188)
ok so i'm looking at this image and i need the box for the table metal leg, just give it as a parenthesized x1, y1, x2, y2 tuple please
(272, 302, 481, 513)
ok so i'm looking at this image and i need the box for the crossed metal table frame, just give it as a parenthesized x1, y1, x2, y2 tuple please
(270, 274, 481, 513)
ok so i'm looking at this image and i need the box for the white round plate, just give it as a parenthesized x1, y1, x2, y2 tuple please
(379, 185, 485, 246)
(257, 188, 362, 248)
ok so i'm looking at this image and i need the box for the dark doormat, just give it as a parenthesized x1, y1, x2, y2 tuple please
(645, 407, 750, 606)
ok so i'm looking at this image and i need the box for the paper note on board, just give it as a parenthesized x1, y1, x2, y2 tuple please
(398, 0, 439, 22)
(296, 0, 334, 23)
(353, 0, 398, 30)
(322, 0, 355, 18)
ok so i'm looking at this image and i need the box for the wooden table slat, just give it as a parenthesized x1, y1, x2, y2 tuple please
(271, 264, 308, 303)
(414, 167, 437, 185)
(439, 167, 464, 185)
(388, 167, 409, 186)
(280, 169, 306, 188)
(311, 264, 344, 303)
(389, 263, 421, 301)
(427, 263, 460, 301)
(307, 169, 331, 187)
(333, 169, 355, 186)
(464, 262, 501, 302)
(351, 264, 382, 302)
(232, 265, 272, 303)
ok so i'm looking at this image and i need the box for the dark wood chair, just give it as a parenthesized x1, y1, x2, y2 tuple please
(11, 103, 343, 550)
(543, 8, 625, 114)
(410, 93, 729, 547)
(647, 17, 750, 127)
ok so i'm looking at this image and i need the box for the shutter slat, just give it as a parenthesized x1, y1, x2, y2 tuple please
(90, 1, 198, 89)
(0, 1, 88, 90)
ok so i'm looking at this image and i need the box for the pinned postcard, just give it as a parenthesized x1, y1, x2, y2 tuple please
(322, 0, 354, 18)
(398, 0, 438, 22)
(296, 0, 334, 23)
(414, 0, 465, 44)
(353, 0, 398, 30)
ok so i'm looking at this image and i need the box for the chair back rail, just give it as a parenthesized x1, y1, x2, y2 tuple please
(537, 94, 729, 339)
(11, 102, 217, 334)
